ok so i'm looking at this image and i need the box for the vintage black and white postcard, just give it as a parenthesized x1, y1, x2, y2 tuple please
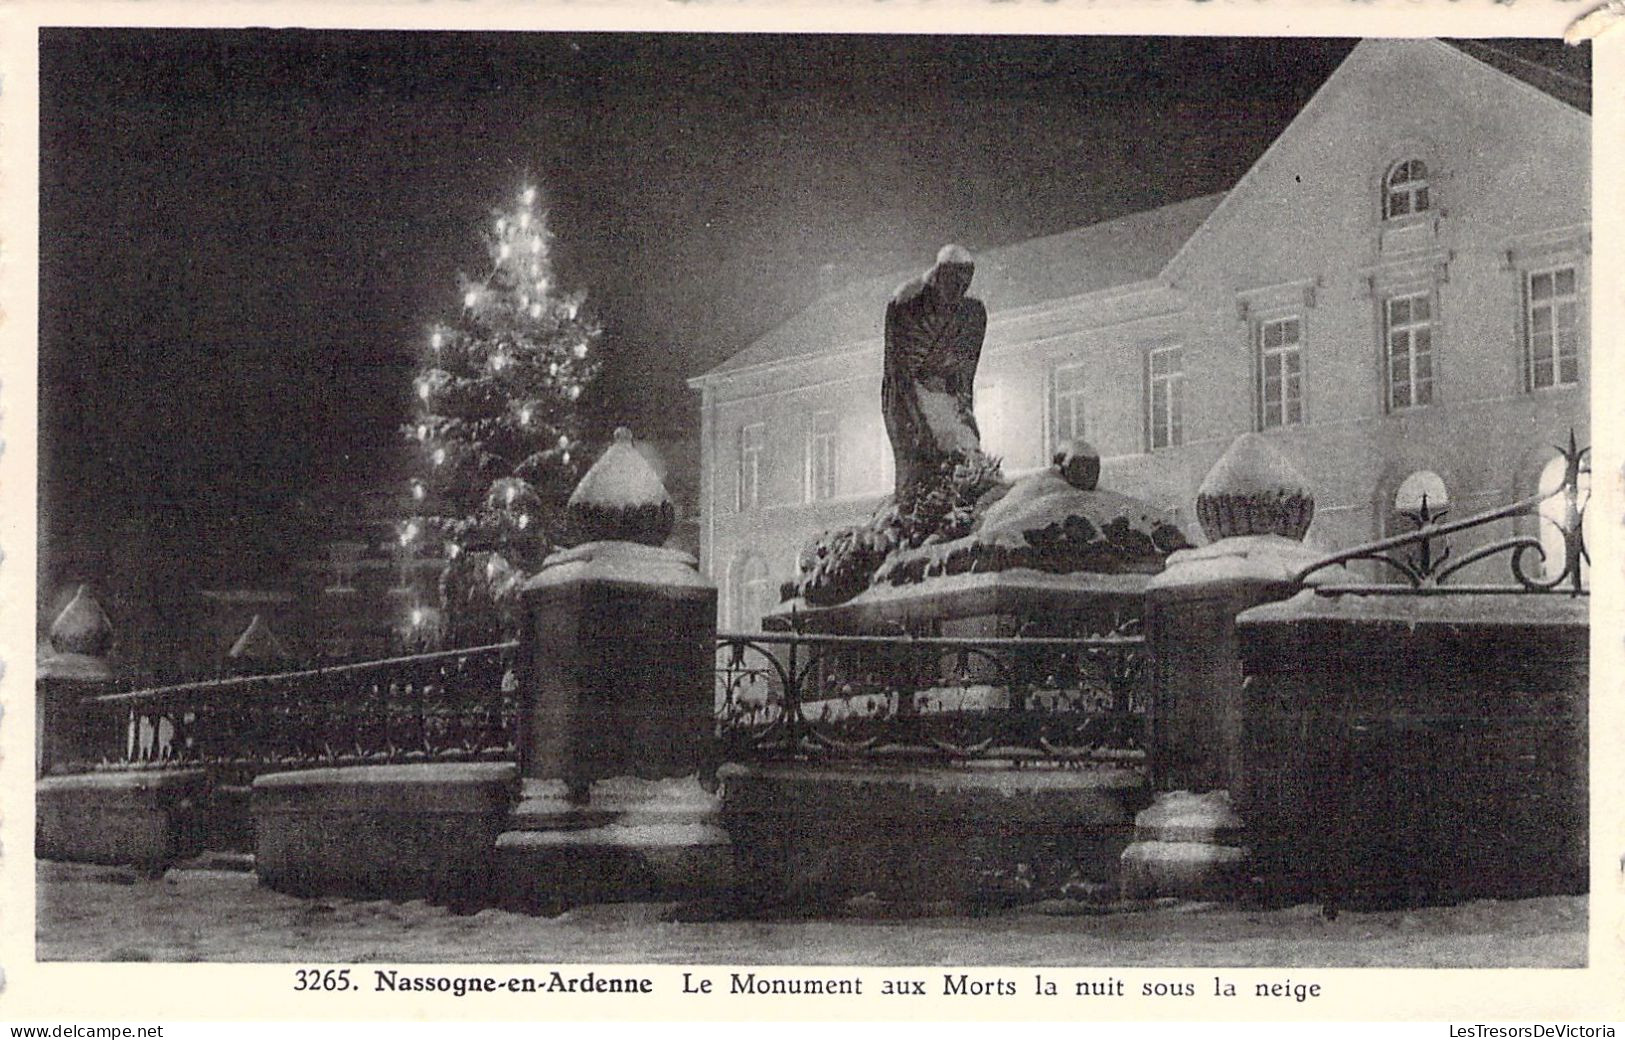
(2, 0, 1620, 1029)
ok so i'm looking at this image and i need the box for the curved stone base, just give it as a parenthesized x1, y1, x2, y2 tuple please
(37, 770, 207, 871)
(252, 763, 520, 903)
(719, 762, 1148, 909)
(1120, 842, 1251, 901)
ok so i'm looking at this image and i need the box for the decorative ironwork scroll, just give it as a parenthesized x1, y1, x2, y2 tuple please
(715, 628, 1148, 768)
(1295, 432, 1589, 596)
(60, 642, 521, 782)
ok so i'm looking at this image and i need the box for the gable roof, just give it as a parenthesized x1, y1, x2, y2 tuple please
(697, 191, 1223, 380)
(696, 38, 1589, 386)
(1445, 38, 1590, 115)
(228, 613, 292, 660)
(1162, 37, 1589, 282)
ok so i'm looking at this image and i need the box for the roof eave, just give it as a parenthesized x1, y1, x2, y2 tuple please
(692, 274, 1178, 387)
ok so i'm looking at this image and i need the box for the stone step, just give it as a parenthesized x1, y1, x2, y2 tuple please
(506, 775, 724, 831)
(1120, 841, 1251, 901)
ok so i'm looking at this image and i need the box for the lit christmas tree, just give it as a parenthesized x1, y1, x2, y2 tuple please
(403, 183, 601, 645)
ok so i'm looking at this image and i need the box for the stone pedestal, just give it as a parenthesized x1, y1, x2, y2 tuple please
(515, 541, 717, 788)
(498, 539, 726, 911)
(1133, 538, 1343, 904)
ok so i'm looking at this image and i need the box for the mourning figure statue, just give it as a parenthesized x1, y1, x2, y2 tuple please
(882, 244, 988, 501)
(783, 244, 1187, 609)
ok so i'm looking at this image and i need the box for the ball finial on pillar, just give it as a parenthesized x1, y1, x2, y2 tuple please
(1195, 434, 1315, 543)
(564, 427, 676, 547)
(49, 584, 114, 660)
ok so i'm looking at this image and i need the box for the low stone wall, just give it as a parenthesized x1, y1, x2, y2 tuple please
(720, 762, 1148, 908)
(253, 763, 520, 903)
(37, 770, 207, 871)
(1235, 591, 1587, 908)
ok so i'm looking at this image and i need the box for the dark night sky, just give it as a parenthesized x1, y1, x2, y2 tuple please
(35, 30, 1584, 602)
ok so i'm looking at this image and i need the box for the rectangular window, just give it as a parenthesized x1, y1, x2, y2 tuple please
(1256, 316, 1304, 429)
(1147, 345, 1185, 450)
(736, 423, 764, 512)
(806, 411, 838, 502)
(1050, 363, 1088, 451)
(1526, 265, 1581, 390)
(1385, 292, 1435, 411)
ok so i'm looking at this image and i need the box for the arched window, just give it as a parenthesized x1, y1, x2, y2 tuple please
(1388, 470, 1450, 580)
(1393, 470, 1449, 520)
(1384, 159, 1431, 220)
(1537, 454, 1590, 584)
(729, 555, 777, 631)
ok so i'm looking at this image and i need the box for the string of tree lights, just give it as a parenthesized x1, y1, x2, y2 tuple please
(402, 183, 602, 644)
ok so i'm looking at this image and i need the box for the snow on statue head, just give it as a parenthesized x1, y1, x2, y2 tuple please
(1052, 439, 1101, 492)
(565, 427, 675, 547)
(927, 244, 976, 301)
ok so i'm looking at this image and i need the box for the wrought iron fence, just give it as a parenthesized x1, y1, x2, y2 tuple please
(714, 629, 1148, 768)
(55, 642, 521, 782)
(1297, 433, 1590, 596)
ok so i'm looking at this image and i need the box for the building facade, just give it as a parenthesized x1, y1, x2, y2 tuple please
(689, 40, 1591, 631)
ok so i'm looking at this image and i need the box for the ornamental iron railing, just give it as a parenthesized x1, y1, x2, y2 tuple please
(1296, 433, 1589, 596)
(55, 642, 521, 782)
(714, 628, 1148, 768)
(48, 625, 1148, 780)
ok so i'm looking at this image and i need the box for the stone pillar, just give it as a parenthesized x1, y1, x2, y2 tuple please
(498, 429, 730, 911)
(1144, 434, 1326, 793)
(36, 586, 208, 871)
(1126, 434, 1341, 902)
(36, 585, 116, 777)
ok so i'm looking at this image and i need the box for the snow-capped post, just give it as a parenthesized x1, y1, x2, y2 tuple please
(498, 428, 731, 910)
(1123, 434, 1344, 902)
(37, 585, 116, 777)
(38, 587, 210, 871)
(1144, 433, 1329, 794)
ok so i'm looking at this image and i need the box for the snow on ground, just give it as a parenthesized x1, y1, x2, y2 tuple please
(36, 862, 1584, 967)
